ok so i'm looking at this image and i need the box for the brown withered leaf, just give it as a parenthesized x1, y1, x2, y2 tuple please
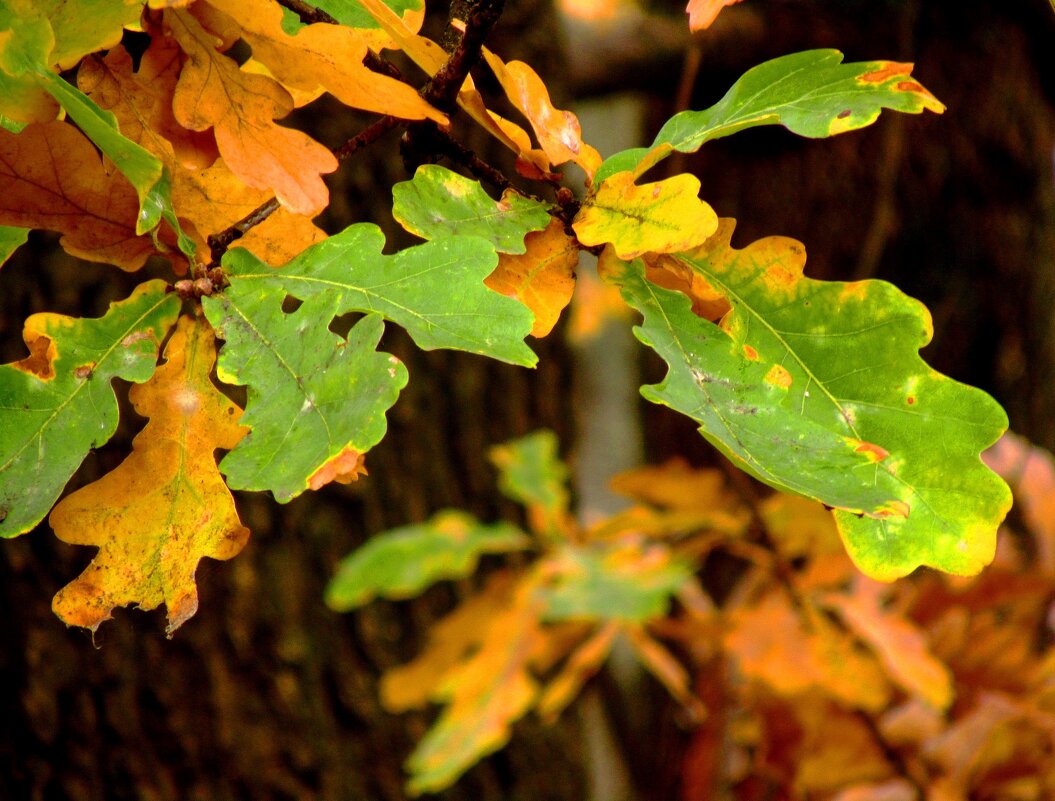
(485, 218, 578, 337)
(168, 8, 338, 216)
(0, 121, 155, 270)
(50, 316, 249, 635)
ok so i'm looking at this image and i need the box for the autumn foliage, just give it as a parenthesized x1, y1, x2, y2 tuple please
(0, 0, 1046, 797)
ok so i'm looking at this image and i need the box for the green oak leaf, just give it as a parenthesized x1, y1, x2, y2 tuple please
(215, 223, 536, 366)
(610, 255, 903, 514)
(489, 430, 570, 537)
(632, 219, 1011, 579)
(311, 0, 423, 30)
(596, 49, 945, 183)
(0, 225, 28, 266)
(202, 291, 407, 501)
(0, 280, 179, 537)
(393, 165, 551, 254)
(539, 542, 692, 622)
(325, 510, 530, 610)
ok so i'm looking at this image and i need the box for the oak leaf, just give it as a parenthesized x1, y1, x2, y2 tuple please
(596, 49, 945, 183)
(168, 8, 338, 216)
(392, 164, 551, 254)
(482, 48, 602, 179)
(79, 39, 325, 267)
(573, 171, 718, 259)
(485, 218, 578, 338)
(824, 582, 954, 710)
(612, 220, 1012, 579)
(405, 579, 543, 796)
(686, 0, 745, 31)
(50, 316, 248, 634)
(325, 511, 529, 610)
(204, 0, 446, 124)
(0, 281, 179, 537)
(0, 121, 156, 270)
(724, 592, 891, 712)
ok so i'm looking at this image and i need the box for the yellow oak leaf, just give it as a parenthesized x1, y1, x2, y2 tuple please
(573, 171, 719, 259)
(686, 0, 745, 31)
(0, 120, 155, 270)
(482, 48, 602, 179)
(537, 622, 618, 722)
(484, 218, 578, 337)
(380, 573, 517, 713)
(407, 577, 544, 795)
(204, 0, 446, 124)
(168, 8, 338, 216)
(50, 315, 249, 635)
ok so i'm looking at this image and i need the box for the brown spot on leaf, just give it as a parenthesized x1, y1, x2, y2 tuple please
(743, 344, 759, 361)
(906, 396, 917, 405)
(74, 363, 96, 380)
(837, 109, 852, 119)
(121, 331, 153, 348)
(13, 333, 57, 380)
(896, 80, 924, 93)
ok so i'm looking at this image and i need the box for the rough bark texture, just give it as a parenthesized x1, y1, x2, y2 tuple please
(2, 1, 1054, 800)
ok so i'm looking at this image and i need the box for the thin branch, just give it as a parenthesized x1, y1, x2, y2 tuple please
(208, 198, 281, 265)
(424, 0, 506, 112)
(275, 0, 337, 25)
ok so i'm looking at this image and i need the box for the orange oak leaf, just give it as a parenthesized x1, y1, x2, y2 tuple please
(204, 0, 446, 124)
(484, 218, 578, 337)
(77, 39, 218, 170)
(78, 39, 325, 267)
(824, 581, 954, 710)
(536, 621, 619, 722)
(643, 251, 731, 321)
(0, 121, 155, 271)
(50, 315, 249, 635)
(724, 592, 891, 712)
(168, 8, 338, 216)
(686, 0, 746, 31)
(482, 48, 602, 180)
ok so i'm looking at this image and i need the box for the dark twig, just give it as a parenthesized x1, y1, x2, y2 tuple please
(208, 198, 281, 265)
(423, 0, 505, 111)
(275, 0, 337, 25)
(334, 115, 402, 162)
